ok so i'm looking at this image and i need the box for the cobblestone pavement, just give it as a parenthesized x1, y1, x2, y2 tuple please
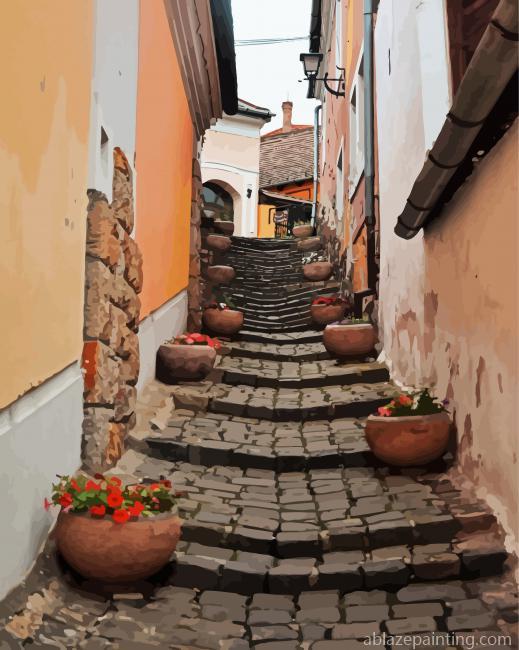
(1, 240, 517, 647)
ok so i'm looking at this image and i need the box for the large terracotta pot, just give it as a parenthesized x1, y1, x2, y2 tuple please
(292, 224, 314, 238)
(206, 234, 232, 252)
(203, 308, 244, 336)
(55, 511, 182, 583)
(214, 220, 234, 236)
(206, 265, 236, 285)
(311, 303, 346, 326)
(156, 344, 217, 383)
(303, 261, 333, 282)
(364, 412, 451, 466)
(323, 323, 376, 357)
(298, 236, 322, 252)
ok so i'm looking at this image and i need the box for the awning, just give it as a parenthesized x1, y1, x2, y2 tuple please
(259, 189, 313, 206)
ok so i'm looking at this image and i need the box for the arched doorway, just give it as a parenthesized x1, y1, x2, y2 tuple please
(202, 181, 234, 222)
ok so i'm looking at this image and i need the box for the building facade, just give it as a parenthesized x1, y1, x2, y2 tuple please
(201, 99, 273, 238)
(0, 0, 237, 599)
(306, 0, 518, 544)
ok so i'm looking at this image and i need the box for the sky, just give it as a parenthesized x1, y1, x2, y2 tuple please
(231, 0, 319, 133)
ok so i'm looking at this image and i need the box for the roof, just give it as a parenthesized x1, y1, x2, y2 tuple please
(262, 124, 312, 137)
(260, 189, 313, 206)
(237, 98, 275, 121)
(210, 0, 238, 115)
(260, 126, 315, 188)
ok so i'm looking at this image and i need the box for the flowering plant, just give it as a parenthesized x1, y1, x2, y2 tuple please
(331, 316, 370, 325)
(204, 299, 238, 311)
(312, 295, 349, 307)
(171, 332, 221, 350)
(377, 389, 449, 417)
(45, 474, 177, 524)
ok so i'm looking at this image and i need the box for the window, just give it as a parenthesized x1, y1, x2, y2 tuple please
(202, 182, 234, 221)
(335, 0, 343, 70)
(336, 146, 344, 235)
(348, 55, 365, 195)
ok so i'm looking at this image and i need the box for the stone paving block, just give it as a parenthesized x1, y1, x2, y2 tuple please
(363, 560, 410, 590)
(250, 625, 299, 641)
(332, 622, 380, 639)
(446, 612, 496, 631)
(385, 616, 438, 635)
(396, 583, 467, 602)
(250, 594, 295, 611)
(311, 641, 367, 649)
(172, 555, 223, 590)
(391, 602, 445, 618)
(345, 605, 390, 623)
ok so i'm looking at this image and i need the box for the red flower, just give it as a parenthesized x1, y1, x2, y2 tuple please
(44, 498, 52, 511)
(161, 480, 172, 488)
(89, 504, 106, 517)
(128, 501, 145, 517)
(85, 480, 101, 491)
(398, 394, 413, 406)
(70, 479, 80, 492)
(112, 509, 130, 524)
(94, 473, 105, 480)
(150, 483, 161, 491)
(109, 476, 122, 487)
(59, 492, 73, 508)
(377, 406, 392, 417)
(107, 490, 124, 508)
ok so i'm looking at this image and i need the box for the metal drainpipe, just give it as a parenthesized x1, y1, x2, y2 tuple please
(363, 0, 377, 291)
(312, 103, 322, 225)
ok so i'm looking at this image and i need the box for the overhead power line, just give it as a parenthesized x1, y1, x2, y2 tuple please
(235, 36, 308, 46)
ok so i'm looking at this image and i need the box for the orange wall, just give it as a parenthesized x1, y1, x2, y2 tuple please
(267, 180, 316, 202)
(0, 1, 93, 408)
(135, 0, 194, 317)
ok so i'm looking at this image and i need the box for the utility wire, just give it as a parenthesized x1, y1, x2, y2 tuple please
(235, 36, 308, 46)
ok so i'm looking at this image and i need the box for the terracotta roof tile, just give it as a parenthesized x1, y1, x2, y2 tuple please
(260, 127, 315, 188)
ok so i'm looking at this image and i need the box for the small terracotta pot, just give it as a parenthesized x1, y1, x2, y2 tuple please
(311, 303, 347, 326)
(156, 344, 217, 383)
(292, 224, 314, 238)
(55, 511, 182, 583)
(206, 234, 232, 252)
(206, 265, 236, 285)
(364, 412, 451, 466)
(203, 308, 244, 336)
(303, 261, 333, 282)
(298, 236, 322, 252)
(323, 323, 376, 357)
(214, 220, 235, 236)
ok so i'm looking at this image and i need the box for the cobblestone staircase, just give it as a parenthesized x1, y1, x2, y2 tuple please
(218, 237, 338, 333)
(1, 240, 515, 649)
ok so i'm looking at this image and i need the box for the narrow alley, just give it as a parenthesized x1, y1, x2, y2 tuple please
(0, 0, 518, 648)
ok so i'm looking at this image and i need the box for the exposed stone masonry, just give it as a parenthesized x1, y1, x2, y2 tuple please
(82, 148, 143, 471)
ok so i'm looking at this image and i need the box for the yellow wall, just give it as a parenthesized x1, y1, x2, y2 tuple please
(0, 2, 94, 408)
(135, 0, 194, 317)
(257, 204, 276, 238)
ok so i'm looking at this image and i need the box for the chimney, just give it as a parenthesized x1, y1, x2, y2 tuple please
(282, 101, 293, 133)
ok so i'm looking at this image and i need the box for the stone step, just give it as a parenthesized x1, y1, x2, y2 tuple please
(124, 455, 505, 596)
(242, 312, 312, 326)
(143, 415, 376, 472)
(172, 536, 507, 595)
(241, 321, 313, 334)
(228, 340, 330, 362)
(209, 381, 395, 421)
(213, 358, 388, 389)
(239, 330, 324, 344)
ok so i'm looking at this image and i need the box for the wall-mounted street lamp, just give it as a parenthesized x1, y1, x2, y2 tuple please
(299, 52, 345, 97)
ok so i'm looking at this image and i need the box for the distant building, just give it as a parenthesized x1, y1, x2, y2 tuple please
(258, 101, 318, 237)
(201, 99, 274, 237)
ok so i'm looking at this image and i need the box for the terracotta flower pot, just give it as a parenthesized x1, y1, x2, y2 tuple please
(203, 308, 244, 336)
(206, 234, 232, 252)
(206, 265, 236, 285)
(311, 303, 347, 326)
(364, 412, 451, 466)
(297, 236, 322, 252)
(55, 511, 182, 583)
(323, 323, 376, 356)
(156, 344, 217, 383)
(292, 224, 314, 238)
(214, 220, 235, 236)
(303, 261, 333, 282)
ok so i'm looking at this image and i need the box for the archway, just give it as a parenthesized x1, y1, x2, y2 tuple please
(202, 178, 242, 235)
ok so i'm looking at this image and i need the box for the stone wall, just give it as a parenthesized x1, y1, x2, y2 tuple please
(82, 147, 143, 471)
(187, 157, 204, 331)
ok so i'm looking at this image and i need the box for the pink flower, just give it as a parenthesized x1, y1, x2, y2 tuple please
(378, 406, 392, 417)
(44, 498, 52, 511)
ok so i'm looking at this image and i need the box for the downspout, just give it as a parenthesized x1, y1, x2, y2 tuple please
(312, 104, 322, 225)
(363, 0, 377, 291)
